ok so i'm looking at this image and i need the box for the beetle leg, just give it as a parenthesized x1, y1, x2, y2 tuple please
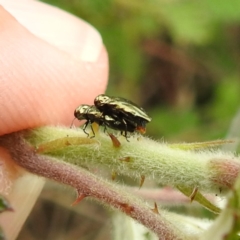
(103, 124, 108, 133)
(90, 123, 95, 138)
(82, 121, 90, 137)
(121, 119, 130, 142)
(125, 134, 130, 142)
(122, 119, 128, 138)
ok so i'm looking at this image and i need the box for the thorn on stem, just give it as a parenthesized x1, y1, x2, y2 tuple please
(139, 175, 145, 189)
(151, 202, 159, 214)
(109, 133, 121, 148)
(189, 187, 198, 202)
(119, 157, 131, 162)
(72, 192, 87, 206)
(65, 140, 71, 146)
(119, 202, 134, 214)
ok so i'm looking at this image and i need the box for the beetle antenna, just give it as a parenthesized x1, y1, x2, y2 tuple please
(70, 117, 76, 128)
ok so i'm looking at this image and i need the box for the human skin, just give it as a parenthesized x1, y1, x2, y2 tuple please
(0, 0, 108, 239)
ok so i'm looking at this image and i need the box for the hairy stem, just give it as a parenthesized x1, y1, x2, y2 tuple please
(0, 132, 186, 239)
(29, 126, 240, 194)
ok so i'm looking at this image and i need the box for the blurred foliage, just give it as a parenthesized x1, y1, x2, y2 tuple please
(41, 0, 240, 140)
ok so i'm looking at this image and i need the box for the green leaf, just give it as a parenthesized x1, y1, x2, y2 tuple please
(0, 195, 13, 213)
(177, 186, 221, 214)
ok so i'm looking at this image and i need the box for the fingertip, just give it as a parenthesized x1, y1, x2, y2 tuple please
(1, 0, 103, 62)
(0, 3, 109, 135)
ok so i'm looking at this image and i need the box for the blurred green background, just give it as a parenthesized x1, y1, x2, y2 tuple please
(18, 1, 240, 239)
(41, 0, 240, 141)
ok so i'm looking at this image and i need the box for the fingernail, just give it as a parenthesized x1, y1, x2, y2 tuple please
(0, 0, 103, 62)
(79, 24, 103, 62)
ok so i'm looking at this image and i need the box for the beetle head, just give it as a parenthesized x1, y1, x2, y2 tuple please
(94, 94, 110, 106)
(74, 104, 91, 120)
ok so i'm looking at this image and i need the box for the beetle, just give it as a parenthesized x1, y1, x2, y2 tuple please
(94, 94, 151, 133)
(74, 104, 102, 137)
(74, 104, 136, 138)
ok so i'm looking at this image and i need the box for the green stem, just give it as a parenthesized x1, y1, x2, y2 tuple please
(29, 126, 240, 193)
